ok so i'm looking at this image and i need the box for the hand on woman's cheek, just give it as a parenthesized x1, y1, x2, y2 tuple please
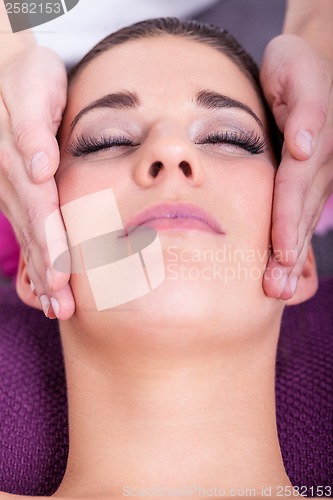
(55, 36, 282, 354)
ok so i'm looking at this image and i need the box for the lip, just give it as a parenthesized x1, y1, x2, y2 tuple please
(124, 202, 224, 235)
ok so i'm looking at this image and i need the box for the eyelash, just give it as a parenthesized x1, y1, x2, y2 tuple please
(196, 131, 267, 155)
(66, 130, 266, 158)
(66, 135, 138, 157)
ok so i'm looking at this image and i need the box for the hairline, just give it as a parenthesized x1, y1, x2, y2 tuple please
(68, 22, 259, 91)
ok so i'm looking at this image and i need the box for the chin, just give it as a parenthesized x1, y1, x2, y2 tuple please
(111, 271, 245, 335)
(65, 269, 283, 362)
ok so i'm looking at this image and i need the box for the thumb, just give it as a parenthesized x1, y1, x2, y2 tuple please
(284, 90, 329, 162)
(279, 45, 331, 161)
(13, 117, 62, 182)
(3, 47, 67, 182)
(261, 35, 331, 162)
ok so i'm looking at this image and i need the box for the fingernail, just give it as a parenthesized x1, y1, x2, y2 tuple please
(295, 129, 313, 157)
(47, 304, 57, 320)
(30, 279, 36, 293)
(50, 297, 60, 319)
(30, 152, 50, 179)
(40, 295, 50, 317)
(289, 276, 298, 296)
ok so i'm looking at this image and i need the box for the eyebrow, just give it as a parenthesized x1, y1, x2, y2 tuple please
(195, 89, 264, 129)
(70, 91, 139, 132)
(70, 88, 263, 132)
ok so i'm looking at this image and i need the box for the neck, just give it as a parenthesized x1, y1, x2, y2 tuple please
(54, 319, 291, 499)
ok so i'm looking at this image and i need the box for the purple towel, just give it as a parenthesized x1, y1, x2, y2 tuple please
(0, 214, 19, 280)
(0, 281, 332, 496)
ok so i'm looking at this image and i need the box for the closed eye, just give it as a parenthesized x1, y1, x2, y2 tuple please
(196, 131, 267, 155)
(66, 135, 140, 157)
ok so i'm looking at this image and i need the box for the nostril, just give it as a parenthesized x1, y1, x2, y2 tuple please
(149, 161, 163, 178)
(179, 161, 192, 177)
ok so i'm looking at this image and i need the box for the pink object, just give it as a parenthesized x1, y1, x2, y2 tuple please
(125, 202, 224, 235)
(315, 194, 333, 235)
(0, 213, 20, 279)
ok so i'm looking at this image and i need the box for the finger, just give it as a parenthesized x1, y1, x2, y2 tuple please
(279, 234, 312, 301)
(23, 259, 56, 319)
(15, 202, 75, 320)
(263, 252, 293, 299)
(23, 237, 75, 320)
(272, 120, 333, 268)
(290, 163, 332, 271)
(0, 97, 58, 187)
(13, 120, 61, 183)
(0, 103, 62, 289)
(0, 102, 74, 319)
(0, 128, 67, 297)
(271, 150, 317, 266)
(18, 183, 69, 286)
(271, 173, 329, 301)
(51, 282, 76, 320)
(3, 48, 67, 182)
(8, 161, 73, 313)
(263, 234, 312, 302)
(283, 58, 330, 161)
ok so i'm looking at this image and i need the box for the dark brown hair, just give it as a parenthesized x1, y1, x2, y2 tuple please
(70, 18, 258, 84)
(68, 17, 282, 162)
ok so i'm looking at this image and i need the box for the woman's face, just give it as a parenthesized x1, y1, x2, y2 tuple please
(57, 35, 283, 342)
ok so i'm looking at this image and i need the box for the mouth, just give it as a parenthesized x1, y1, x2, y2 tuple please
(124, 202, 224, 235)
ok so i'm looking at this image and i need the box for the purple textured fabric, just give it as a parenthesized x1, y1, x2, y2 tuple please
(0, 285, 68, 495)
(0, 214, 19, 279)
(0, 281, 332, 496)
(276, 278, 333, 493)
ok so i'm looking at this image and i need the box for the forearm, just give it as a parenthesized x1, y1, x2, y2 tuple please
(0, 0, 36, 70)
(283, 0, 333, 59)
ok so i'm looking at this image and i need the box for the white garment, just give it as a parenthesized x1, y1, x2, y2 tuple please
(32, 0, 219, 66)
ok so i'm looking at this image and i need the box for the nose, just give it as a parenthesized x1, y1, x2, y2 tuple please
(133, 123, 204, 188)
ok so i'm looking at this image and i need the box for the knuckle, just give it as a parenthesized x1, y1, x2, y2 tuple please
(40, 239, 51, 264)
(311, 101, 328, 130)
(299, 212, 316, 247)
(294, 245, 309, 276)
(26, 199, 42, 226)
(276, 177, 307, 210)
(295, 176, 310, 201)
(19, 226, 33, 264)
(13, 120, 40, 153)
(52, 109, 63, 131)
(305, 212, 316, 238)
(0, 146, 13, 175)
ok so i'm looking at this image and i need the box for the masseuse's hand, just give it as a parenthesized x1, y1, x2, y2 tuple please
(260, 34, 333, 299)
(0, 46, 74, 319)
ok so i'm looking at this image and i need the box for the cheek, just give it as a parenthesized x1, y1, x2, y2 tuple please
(240, 189, 273, 250)
(56, 161, 130, 207)
(56, 164, 137, 314)
(224, 164, 274, 246)
(212, 163, 275, 279)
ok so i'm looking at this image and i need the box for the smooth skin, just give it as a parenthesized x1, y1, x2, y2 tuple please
(0, 0, 332, 319)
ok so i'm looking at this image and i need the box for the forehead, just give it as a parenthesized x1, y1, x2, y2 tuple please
(67, 35, 265, 121)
